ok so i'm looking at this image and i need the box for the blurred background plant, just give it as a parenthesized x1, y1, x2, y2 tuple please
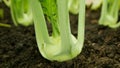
(2, 0, 33, 26)
(99, 0, 120, 28)
(68, 0, 103, 14)
(86, 0, 103, 10)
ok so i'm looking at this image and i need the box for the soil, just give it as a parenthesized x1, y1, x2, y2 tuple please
(0, 2, 120, 68)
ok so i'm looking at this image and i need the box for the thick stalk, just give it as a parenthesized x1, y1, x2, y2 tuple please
(77, 0, 85, 51)
(30, 0, 50, 43)
(57, 0, 72, 53)
(110, 0, 119, 20)
(11, 0, 21, 25)
(99, 0, 107, 24)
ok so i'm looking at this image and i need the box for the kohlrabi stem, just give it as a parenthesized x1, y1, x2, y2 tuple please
(10, 0, 18, 26)
(70, 0, 85, 57)
(57, 0, 72, 53)
(76, 0, 85, 53)
(30, 0, 50, 43)
(110, 0, 119, 20)
(99, 0, 107, 24)
(11, 0, 25, 26)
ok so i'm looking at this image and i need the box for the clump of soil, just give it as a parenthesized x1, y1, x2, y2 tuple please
(0, 2, 120, 68)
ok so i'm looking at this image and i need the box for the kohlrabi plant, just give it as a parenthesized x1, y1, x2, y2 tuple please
(3, 0, 33, 26)
(30, 0, 85, 62)
(99, 0, 120, 28)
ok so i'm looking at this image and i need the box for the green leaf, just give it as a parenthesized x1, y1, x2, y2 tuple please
(40, 0, 59, 37)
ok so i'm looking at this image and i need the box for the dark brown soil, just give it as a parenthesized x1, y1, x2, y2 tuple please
(1, 2, 120, 68)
